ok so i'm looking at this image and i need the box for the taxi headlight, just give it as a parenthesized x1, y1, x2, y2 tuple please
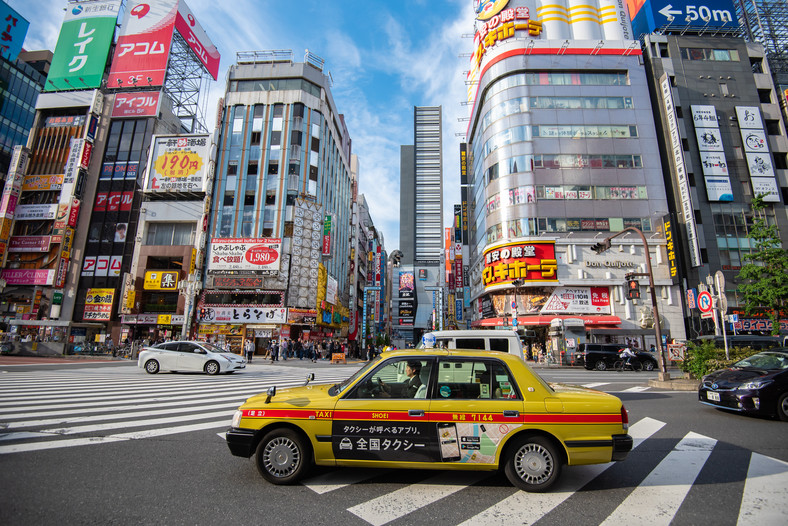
(231, 410, 242, 428)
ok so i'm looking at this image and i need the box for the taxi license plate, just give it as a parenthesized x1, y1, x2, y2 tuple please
(707, 391, 720, 402)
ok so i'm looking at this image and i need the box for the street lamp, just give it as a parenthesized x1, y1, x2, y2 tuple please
(593, 227, 669, 380)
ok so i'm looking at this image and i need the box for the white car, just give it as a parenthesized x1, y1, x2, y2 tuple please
(138, 341, 246, 375)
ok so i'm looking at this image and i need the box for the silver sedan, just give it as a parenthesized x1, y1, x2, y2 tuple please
(138, 341, 246, 375)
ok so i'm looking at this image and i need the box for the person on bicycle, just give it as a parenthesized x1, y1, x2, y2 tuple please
(620, 347, 636, 369)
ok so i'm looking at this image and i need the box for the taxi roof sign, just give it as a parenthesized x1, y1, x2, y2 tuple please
(422, 333, 436, 348)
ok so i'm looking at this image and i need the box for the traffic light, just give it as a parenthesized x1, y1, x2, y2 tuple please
(625, 274, 641, 300)
(199, 307, 206, 320)
(591, 239, 611, 254)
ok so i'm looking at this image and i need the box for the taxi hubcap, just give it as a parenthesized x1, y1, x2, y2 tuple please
(264, 437, 300, 477)
(515, 443, 553, 484)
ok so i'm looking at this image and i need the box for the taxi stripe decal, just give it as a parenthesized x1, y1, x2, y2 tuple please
(242, 409, 623, 425)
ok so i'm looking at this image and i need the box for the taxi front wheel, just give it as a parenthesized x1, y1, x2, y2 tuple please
(504, 435, 562, 492)
(256, 428, 311, 484)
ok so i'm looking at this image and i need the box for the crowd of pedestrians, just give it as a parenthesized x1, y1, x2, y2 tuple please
(267, 338, 349, 362)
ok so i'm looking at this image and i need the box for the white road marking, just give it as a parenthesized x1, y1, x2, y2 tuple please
(600, 431, 717, 526)
(457, 417, 666, 526)
(0, 420, 229, 454)
(581, 382, 609, 388)
(302, 468, 390, 494)
(622, 386, 651, 392)
(737, 453, 788, 525)
(348, 471, 490, 525)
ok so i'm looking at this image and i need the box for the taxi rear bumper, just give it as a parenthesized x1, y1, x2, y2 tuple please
(611, 433, 633, 461)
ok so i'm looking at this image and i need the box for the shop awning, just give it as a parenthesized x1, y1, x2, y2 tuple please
(472, 315, 621, 328)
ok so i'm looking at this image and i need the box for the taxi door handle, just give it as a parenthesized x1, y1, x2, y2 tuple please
(409, 410, 425, 417)
(503, 410, 519, 418)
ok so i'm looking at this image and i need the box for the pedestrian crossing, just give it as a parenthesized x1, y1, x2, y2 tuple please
(297, 417, 788, 526)
(2, 370, 787, 524)
(0, 368, 351, 455)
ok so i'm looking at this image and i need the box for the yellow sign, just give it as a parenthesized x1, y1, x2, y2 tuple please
(144, 270, 179, 290)
(157, 314, 172, 325)
(154, 151, 203, 179)
(125, 290, 135, 310)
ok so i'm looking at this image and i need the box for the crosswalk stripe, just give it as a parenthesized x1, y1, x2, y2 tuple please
(302, 468, 390, 494)
(39, 408, 234, 435)
(600, 431, 717, 526)
(622, 386, 651, 392)
(348, 471, 490, 526)
(581, 382, 609, 388)
(737, 453, 788, 525)
(457, 417, 666, 526)
(0, 420, 229, 454)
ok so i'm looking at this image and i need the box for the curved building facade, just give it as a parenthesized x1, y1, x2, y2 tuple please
(464, 0, 686, 359)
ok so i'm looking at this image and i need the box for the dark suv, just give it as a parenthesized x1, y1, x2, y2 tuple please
(576, 343, 658, 371)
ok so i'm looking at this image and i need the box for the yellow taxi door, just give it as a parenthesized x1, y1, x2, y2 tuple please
(428, 357, 526, 465)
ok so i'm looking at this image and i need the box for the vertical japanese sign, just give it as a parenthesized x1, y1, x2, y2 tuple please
(107, 0, 177, 88)
(322, 214, 332, 256)
(174, 0, 220, 80)
(0, 2, 30, 62)
(45, 0, 121, 91)
(84, 288, 115, 321)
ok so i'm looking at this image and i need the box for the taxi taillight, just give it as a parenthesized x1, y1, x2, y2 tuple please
(621, 405, 629, 431)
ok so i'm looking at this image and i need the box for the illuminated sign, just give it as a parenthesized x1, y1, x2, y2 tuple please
(629, 0, 736, 38)
(482, 240, 558, 287)
(144, 270, 179, 290)
(112, 91, 162, 118)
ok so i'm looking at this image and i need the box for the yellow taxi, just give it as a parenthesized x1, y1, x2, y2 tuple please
(226, 349, 632, 492)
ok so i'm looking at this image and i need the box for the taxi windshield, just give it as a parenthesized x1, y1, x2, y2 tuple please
(329, 356, 382, 396)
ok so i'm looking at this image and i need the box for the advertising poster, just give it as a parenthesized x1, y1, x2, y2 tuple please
(540, 287, 611, 314)
(45, 0, 121, 91)
(107, 0, 177, 88)
(208, 238, 282, 272)
(704, 177, 734, 202)
(146, 135, 210, 192)
(398, 271, 415, 298)
(751, 177, 780, 202)
(84, 288, 114, 321)
(699, 152, 728, 176)
(735, 106, 763, 129)
(745, 152, 775, 177)
(695, 128, 723, 151)
(740, 129, 768, 153)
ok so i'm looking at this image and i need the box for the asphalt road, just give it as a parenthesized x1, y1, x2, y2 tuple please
(0, 361, 785, 525)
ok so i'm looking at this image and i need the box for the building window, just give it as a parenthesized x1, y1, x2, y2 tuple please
(145, 223, 196, 246)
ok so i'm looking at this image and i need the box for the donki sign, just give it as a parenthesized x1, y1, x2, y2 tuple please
(482, 240, 558, 287)
(108, 0, 220, 89)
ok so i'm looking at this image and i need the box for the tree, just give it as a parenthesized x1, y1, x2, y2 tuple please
(736, 195, 788, 335)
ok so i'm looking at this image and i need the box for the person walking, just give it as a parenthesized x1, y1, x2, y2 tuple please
(244, 338, 254, 363)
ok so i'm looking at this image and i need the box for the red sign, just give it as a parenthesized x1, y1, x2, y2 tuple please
(245, 245, 279, 266)
(482, 240, 558, 287)
(107, 1, 176, 88)
(697, 291, 713, 313)
(80, 142, 93, 170)
(174, 1, 220, 80)
(95, 192, 107, 212)
(68, 199, 80, 227)
(112, 91, 162, 117)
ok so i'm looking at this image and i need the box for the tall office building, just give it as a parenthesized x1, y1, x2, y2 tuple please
(395, 107, 444, 344)
(198, 50, 354, 351)
(463, 0, 686, 360)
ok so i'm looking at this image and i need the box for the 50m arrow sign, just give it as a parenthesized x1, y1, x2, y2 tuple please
(658, 3, 734, 23)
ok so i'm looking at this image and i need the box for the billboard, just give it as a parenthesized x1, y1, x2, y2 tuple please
(482, 239, 558, 288)
(112, 91, 162, 117)
(174, 0, 220, 80)
(208, 238, 282, 273)
(0, 2, 30, 62)
(46, 0, 121, 91)
(84, 288, 114, 321)
(108, 0, 220, 88)
(628, 0, 736, 38)
(145, 134, 211, 192)
(144, 270, 179, 290)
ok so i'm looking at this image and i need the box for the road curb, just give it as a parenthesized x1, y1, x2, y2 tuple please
(648, 378, 700, 391)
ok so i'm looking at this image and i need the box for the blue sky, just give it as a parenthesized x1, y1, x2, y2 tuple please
(16, 0, 476, 252)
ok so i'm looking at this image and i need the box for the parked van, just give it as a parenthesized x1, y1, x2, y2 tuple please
(417, 330, 525, 360)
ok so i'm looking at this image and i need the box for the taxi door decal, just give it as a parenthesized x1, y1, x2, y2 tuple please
(332, 418, 433, 462)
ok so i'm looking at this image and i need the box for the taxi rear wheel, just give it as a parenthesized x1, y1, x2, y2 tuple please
(256, 428, 311, 484)
(504, 435, 562, 492)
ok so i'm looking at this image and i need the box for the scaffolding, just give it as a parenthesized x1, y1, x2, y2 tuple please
(738, 0, 788, 75)
(163, 31, 214, 134)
